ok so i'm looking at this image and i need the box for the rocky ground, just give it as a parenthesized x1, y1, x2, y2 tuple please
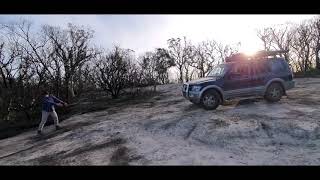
(0, 78, 320, 165)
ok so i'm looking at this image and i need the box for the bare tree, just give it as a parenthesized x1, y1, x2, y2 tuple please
(139, 48, 175, 91)
(167, 37, 193, 83)
(2, 20, 55, 80)
(1, 20, 56, 101)
(44, 23, 98, 102)
(265, 24, 294, 62)
(257, 24, 297, 71)
(188, 39, 239, 79)
(153, 48, 175, 85)
(0, 40, 37, 121)
(311, 16, 320, 70)
(291, 22, 314, 73)
(215, 41, 240, 64)
(0, 42, 18, 121)
(257, 28, 273, 51)
(74, 63, 97, 94)
(139, 51, 157, 90)
(95, 46, 132, 99)
(188, 42, 214, 78)
(0, 42, 20, 89)
(125, 59, 143, 95)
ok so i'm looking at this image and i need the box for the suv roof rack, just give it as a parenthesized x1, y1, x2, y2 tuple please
(225, 50, 289, 62)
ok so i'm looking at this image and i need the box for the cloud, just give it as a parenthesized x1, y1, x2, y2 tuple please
(0, 14, 316, 81)
(0, 14, 316, 55)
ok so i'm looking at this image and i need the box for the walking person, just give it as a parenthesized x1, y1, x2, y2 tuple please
(37, 90, 68, 135)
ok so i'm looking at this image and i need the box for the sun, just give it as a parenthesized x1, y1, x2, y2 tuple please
(239, 42, 261, 57)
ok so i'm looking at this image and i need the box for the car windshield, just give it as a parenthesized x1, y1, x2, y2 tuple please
(207, 64, 227, 77)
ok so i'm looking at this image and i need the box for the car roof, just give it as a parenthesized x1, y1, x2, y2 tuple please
(224, 57, 285, 65)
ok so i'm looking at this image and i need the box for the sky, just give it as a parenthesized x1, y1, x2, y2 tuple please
(0, 15, 317, 57)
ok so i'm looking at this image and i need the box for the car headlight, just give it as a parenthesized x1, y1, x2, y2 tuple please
(191, 86, 202, 92)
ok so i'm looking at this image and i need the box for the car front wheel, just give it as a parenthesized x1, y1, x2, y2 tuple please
(201, 89, 221, 110)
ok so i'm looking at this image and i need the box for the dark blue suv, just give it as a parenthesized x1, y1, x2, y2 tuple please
(182, 50, 295, 110)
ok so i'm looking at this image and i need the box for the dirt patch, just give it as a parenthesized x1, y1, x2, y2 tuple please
(80, 105, 111, 114)
(29, 121, 100, 142)
(94, 113, 110, 118)
(144, 119, 162, 129)
(152, 95, 167, 101)
(207, 119, 230, 129)
(0, 141, 48, 161)
(35, 150, 70, 166)
(109, 146, 143, 165)
(145, 110, 176, 120)
(260, 122, 273, 138)
(183, 104, 202, 112)
(161, 118, 184, 130)
(164, 110, 175, 114)
(31, 138, 126, 165)
(87, 129, 105, 134)
(236, 98, 262, 106)
(159, 99, 185, 106)
(138, 102, 155, 108)
(259, 121, 318, 143)
(0, 121, 41, 140)
(122, 92, 162, 105)
(109, 147, 130, 165)
(296, 99, 320, 106)
(228, 116, 241, 122)
(184, 124, 198, 139)
(287, 110, 306, 118)
(234, 113, 274, 121)
(63, 138, 125, 158)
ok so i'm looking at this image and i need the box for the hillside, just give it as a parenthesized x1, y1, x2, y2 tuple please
(0, 78, 320, 165)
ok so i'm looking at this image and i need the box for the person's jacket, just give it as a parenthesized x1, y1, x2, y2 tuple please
(42, 95, 64, 112)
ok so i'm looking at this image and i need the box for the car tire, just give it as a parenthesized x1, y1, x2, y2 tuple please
(265, 83, 283, 102)
(201, 89, 221, 110)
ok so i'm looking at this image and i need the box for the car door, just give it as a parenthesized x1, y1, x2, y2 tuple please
(250, 60, 271, 95)
(223, 62, 252, 98)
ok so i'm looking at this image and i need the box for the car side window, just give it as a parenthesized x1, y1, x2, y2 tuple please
(254, 61, 270, 75)
(251, 63, 257, 76)
(230, 63, 249, 78)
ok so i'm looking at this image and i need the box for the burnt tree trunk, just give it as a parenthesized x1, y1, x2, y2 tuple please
(316, 46, 320, 70)
(179, 66, 183, 83)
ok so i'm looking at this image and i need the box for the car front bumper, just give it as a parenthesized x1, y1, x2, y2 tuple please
(182, 84, 201, 103)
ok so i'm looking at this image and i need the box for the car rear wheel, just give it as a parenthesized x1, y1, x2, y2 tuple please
(201, 89, 221, 110)
(265, 83, 283, 102)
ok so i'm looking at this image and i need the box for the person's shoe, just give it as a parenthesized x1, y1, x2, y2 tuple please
(55, 125, 62, 131)
(37, 130, 43, 135)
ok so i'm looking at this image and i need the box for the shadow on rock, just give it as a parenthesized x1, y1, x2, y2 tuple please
(183, 103, 202, 112)
(32, 138, 126, 165)
(236, 98, 262, 106)
(109, 146, 144, 165)
(29, 121, 99, 143)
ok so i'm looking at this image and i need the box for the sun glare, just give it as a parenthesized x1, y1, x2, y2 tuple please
(243, 50, 257, 57)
